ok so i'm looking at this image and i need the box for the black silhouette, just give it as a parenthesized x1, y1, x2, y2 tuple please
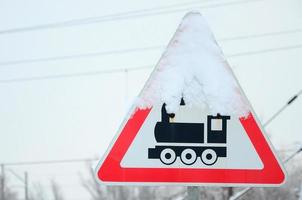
(148, 99, 230, 166)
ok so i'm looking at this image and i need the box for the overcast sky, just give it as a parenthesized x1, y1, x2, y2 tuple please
(0, 0, 302, 199)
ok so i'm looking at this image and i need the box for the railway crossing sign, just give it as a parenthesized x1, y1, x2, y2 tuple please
(95, 13, 286, 186)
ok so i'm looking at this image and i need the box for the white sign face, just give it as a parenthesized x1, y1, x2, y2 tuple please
(121, 104, 263, 169)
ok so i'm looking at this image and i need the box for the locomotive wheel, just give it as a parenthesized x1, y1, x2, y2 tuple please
(180, 149, 197, 165)
(160, 148, 176, 165)
(201, 149, 218, 165)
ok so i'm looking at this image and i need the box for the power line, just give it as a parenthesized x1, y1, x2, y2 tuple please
(227, 88, 302, 199)
(1, 158, 98, 166)
(263, 89, 302, 126)
(230, 146, 302, 200)
(0, 44, 301, 83)
(219, 28, 302, 41)
(0, 65, 152, 83)
(228, 89, 302, 200)
(0, 46, 163, 66)
(0, 146, 297, 168)
(1, 42, 302, 68)
(227, 44, 302, 57)
(0, 0, 262, 35)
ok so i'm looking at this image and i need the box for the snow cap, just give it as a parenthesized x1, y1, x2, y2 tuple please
(137, 12, 249, 117)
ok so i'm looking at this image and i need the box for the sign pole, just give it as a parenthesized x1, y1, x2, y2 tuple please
(24, 172, 28, 200)
(187, 186, 200, 200)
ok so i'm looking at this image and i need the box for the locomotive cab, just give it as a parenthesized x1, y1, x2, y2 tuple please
(207, 115, 230, 144)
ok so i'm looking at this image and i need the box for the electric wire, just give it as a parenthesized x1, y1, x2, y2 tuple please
(2, 158, 97, 166)
(219, 28, 302, 41)
(263, 89, 302, 127)
(0, 43, 301, 69)
(229, 89, 302, 200)
(0, 65, 152, 83)
(0, 43, 302, 83)
(0, 0, 262, 35)
(1, 146, 301, 199)
(227, 44, 302, 57)
(230, 146, 302, 200)
(0, 46, 163, 66)
(1, 147, 299, 167)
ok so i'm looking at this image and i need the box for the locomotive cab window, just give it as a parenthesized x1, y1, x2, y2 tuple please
(211, 119, 223, 131)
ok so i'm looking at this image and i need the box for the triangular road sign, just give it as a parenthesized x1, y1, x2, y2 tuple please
(95, 12, 286, 186)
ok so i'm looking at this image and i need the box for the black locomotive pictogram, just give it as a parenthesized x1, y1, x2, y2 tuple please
(148, 99, 230, 166)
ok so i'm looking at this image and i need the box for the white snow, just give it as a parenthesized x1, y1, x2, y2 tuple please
(137, 12, 249, 117)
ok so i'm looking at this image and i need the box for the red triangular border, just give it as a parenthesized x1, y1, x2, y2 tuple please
(96, 107, 285, 185)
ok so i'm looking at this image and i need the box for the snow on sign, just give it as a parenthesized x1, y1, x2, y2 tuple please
(95, 12, 286, 186)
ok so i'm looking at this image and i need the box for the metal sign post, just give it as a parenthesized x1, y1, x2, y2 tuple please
(24, 172, 28, 200)
(187, 186, 200, 200)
